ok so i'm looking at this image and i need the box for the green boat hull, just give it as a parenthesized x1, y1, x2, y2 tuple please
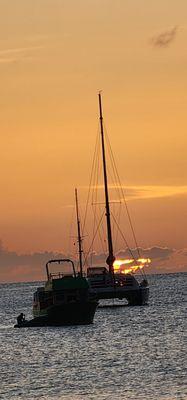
(15, 300, 98, 327)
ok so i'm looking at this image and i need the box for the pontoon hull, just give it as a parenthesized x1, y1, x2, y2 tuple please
(90, 286, 149, 306)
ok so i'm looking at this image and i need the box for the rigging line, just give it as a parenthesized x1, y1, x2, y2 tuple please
(83, 210, 105, 268)
(79, 135, 99, 268)
(111, 203, 118, 252)
(104, 126, 141, 261)
(104, 126, 126, 200)
(92, 148, 108, 253)
(79, 204, 92, 271)
(67, 205, 75, 258)
(91, 129, 108, 258)
(92, 141, 100, 219)
(92, 133, 100, 207)
(104, 128, 141, 260)
(104, 126, 123, 201)
(100, 128, 123, 250)
(99, 122, 142, 270)
(79, 202, 88, 276)
(98, 202, 108, 253)
(82, 128, 100, 235)
(97, 200, 110, 253)
(91, 203, 97, 267)
(92, 131, 103, 234)
(91, 133, 101, 265)
(111, 211, 144, 276)
(92, 204, 107, 254)
(91, 138, 99, 205)
(114, 202, 122, 251)
(92, 145, 106, 256)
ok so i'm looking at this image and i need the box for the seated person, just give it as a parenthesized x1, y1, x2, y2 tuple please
(17, 313, 25, 325)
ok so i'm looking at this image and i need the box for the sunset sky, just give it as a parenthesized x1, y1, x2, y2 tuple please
(0, 1, 187, 282)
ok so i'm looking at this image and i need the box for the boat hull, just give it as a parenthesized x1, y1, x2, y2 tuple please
(88, 272, 149, 306)
(90, 286, 149, 306)
(47, 301, 98, 325)
(14, 301, 98, 327)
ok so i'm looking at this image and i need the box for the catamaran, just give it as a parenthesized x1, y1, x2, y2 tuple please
(85, 93, 149, 306)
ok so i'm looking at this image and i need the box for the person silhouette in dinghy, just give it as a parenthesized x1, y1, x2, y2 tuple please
(17, 313, 25, 326)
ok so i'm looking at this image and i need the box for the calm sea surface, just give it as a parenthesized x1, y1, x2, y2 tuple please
(0, 273, 186, 400)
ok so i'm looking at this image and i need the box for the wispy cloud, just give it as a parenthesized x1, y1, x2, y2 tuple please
(150, 26, 178, 48)
(123, 185, 187, 200)
(0, 57, 17, 64)
(0, 45, 44, 64)
(0, 45, 44, 56)
(83, 185, 187, 201)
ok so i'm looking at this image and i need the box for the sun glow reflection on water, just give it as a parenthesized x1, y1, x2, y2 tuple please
(0, 274, 186, 400)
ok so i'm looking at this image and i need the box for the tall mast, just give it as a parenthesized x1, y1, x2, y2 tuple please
(98, 92, 115, 274)
(75, 188, 83, 277)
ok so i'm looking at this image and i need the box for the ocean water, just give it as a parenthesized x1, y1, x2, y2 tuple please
(0, 273, 186, 400)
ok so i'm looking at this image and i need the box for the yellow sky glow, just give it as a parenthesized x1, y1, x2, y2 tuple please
(0, 1, 187, 280)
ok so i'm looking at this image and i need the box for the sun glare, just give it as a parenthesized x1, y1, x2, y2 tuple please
(113, 258, 151, 274)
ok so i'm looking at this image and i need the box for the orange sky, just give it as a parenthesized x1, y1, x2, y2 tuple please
(0, 1, 187, 281)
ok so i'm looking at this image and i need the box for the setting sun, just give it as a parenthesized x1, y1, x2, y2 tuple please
(113, 258, 151, 274)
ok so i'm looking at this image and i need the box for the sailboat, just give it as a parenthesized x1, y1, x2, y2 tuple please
(86, 93, 149, 306)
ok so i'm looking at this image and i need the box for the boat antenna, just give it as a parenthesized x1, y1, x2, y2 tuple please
(98, 92, 115, 274)
(75, 188, 83, 277)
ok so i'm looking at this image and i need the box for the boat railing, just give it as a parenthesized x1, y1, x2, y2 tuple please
(46, 258, 76, 280)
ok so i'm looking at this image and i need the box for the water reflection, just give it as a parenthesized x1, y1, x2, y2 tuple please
(0, 273, 186, 399)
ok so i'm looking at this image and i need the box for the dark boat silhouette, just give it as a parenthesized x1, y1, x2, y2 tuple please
(15, 258, 98, 327)
(15, 188, 98, 328)
(86, 93, 149, 306)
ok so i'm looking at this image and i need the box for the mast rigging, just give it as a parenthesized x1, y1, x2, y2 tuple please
(75, 188, 83, 277)
(98, 92, 115, 273)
